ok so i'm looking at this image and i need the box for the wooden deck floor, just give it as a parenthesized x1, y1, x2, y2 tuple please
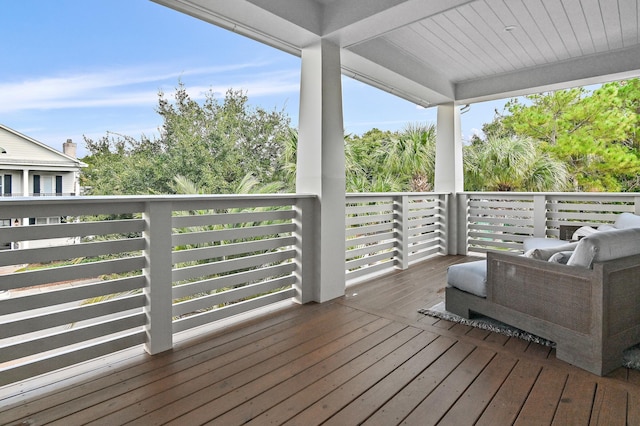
(1, 255, 639, 425)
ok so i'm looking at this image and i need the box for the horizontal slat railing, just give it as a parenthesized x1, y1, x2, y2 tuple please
(0, 194, 313, 386)
(461, 192, 640, 255)
(345, 193, 447, 285)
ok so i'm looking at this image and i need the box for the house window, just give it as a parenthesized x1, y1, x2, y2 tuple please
(33, 175, 62, 196)
(31, 217, 61, 225)
(1, 175, 12, 196)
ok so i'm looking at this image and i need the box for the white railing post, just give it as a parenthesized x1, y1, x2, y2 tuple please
(294, 196, 317, 303)
(533, 195, 547, 238)
(143, 200, 173, 355)
(395, 195, 410, 270)
(455, 193, 468, 255)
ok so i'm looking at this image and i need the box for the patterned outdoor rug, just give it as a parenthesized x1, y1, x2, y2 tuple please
(419, 302, 640, 371)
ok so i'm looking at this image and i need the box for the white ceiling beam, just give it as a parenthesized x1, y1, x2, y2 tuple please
(347, 38, 455, 103)
(151, 0, 317, 55)
(324, 0, 476, 48)
(455, 44, 640, 104)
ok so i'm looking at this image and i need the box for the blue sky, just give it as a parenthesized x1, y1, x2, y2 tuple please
(1, 0, 506, 158)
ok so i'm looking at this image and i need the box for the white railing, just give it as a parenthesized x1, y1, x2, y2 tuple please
(4, 190, 636, 385)
(345, 193, 448, 285)
(0, 192, 448, 386)
(0, 194, 314, 386)
(462, 192, 640, 255)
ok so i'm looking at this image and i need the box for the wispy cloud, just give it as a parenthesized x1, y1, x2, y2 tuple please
(0, 63, 300, 113)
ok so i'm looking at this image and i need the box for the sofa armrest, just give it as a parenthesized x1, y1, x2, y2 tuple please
(486, 252, 594, 334)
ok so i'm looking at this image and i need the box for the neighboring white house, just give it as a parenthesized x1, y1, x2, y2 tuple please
(0, 124, 87, 249)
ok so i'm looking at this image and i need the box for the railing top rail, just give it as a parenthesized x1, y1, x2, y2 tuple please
(346, 192, 450, 197)
(462, 191, 640, 197)
(0, 193, 316, 206)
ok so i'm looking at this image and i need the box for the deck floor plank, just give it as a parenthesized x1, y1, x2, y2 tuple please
(361, 340, 477, 425)
(240, 326, 422, 425)
(400, 347, 497, 424)
(438, 353, 518, 424)
(589, 385, 628, 426)
(285, 330, 440, 425)
(202, 319, 405, 426)
(134, 315, 388, 425)
(321, 335, 457, 426)
(513, 368, 568, 425)
(1, 255, 638, 426)
(551, 375, 597, 425)
(37, 304, 353, 425)
(476, 360, 541, 425)
(66, 306, 368, 426)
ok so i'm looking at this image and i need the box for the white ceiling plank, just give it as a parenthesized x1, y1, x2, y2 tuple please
(409, 23, 479, 77)
(581, 0, 610, 52)
(444, 8, 516, 73)
(385, 28, 476, 81)
(472, 1, 536, 67)
(600, 0, 623, 50)
(456, 43, 640, 103)
(522, 0, 572, 61)
(541, 0, 582, 57)
(457, 3, 526, 68)
(324, 0, 477, 47)
(346, 38, 456, 101)
(618, 0, 639, 47)
(427, 11, 502, 76)
(563, 0, 597, 55)
(485, 0, 546, 66)
(505, 0, 559, 63)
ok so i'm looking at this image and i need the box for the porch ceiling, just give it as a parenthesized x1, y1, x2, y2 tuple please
(153, 0, 640, 106)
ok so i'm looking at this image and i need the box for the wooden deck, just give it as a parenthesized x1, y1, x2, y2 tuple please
(1, 255, 639, 425)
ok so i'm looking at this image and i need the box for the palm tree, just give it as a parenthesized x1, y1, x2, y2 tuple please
(464, 136, 569, 191)
(379, 123, 436, 192)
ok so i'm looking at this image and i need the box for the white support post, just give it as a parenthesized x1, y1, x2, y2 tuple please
(22, 169, 29, 197)
(296, 39, 346, 303)
(143, 200, 173, 355)
(434, 103, 463, 254)
(395, 195, 410, 270)
(533, 195, 547, 238)
(294, 196, 317, 303)
(456, 193, 469, 255)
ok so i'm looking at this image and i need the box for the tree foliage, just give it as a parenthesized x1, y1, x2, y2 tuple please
(464, 137, 568, 191)
(495, 80, 640, 191)
(344, 124, 436, 192)
(82, 82, 291, 195)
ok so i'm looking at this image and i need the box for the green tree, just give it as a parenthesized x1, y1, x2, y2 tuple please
(464, 136, 569, 192)
(344, 124, 436, 192)
(501, 82, 640, 191)
(82, 82, 292, 195)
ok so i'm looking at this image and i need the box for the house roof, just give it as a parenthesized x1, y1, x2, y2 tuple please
(153, 0, 640, 106)
(0, 124, 87, 169)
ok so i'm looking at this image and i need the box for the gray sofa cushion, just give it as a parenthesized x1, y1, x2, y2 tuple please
(523, 242, 578, 261)
(614, 212, 640, 229)
(522, 237, 567, 252)
(548, 251, 574, 264)
(447, 260, 487, 297)
(567, 228, 640, 268)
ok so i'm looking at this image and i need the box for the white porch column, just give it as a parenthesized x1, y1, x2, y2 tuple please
(296, 39, 346, 303)
(434, 103, 464, 254)
(22, 169, 29, 196)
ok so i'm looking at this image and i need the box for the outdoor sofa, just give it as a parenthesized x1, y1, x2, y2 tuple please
(445, 213, 640, 376)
